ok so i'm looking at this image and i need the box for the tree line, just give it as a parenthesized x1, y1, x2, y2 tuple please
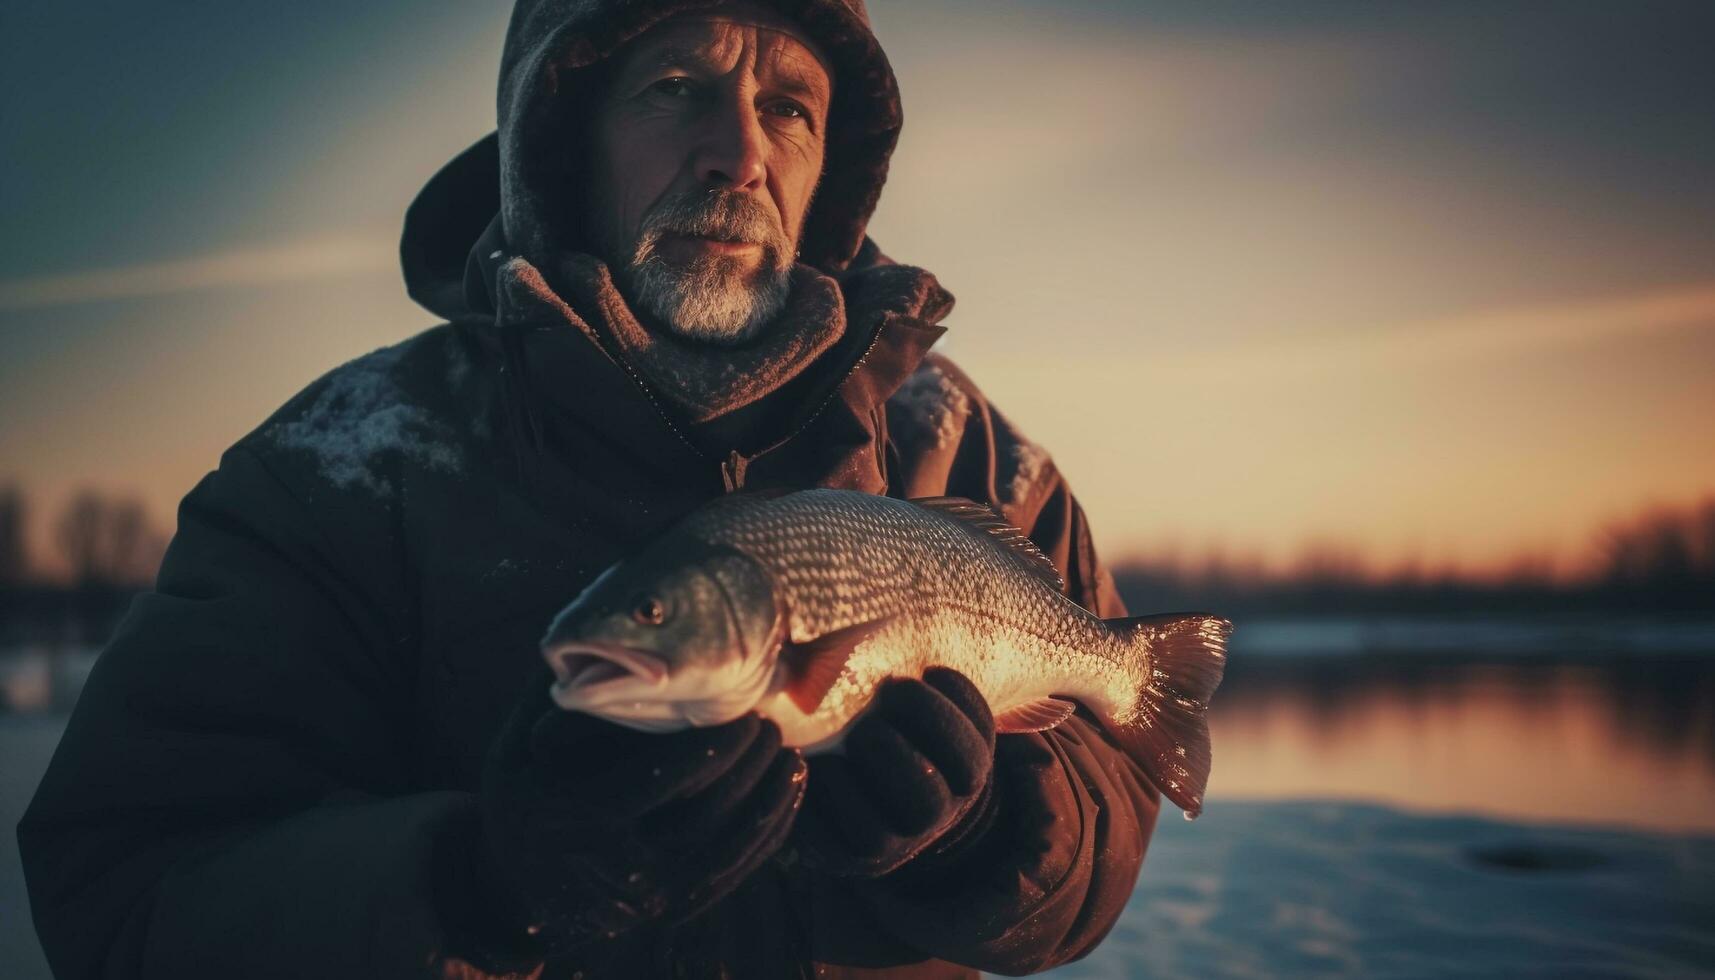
(3, 484, 1711, 644)
(1116, 496, 1715, 617)
(0, 484, 167, 645)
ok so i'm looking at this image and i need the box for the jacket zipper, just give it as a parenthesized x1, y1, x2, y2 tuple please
(726, 316, 891, 491)
(594, 326, 709, 463)
(618, 313, 893, 495)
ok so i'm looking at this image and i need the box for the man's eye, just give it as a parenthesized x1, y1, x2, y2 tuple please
(650, 76, 695, 97)
(766, 101, 807, 120)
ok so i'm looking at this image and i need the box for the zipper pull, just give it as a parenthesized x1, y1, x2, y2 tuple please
(720, 450, 750, 493)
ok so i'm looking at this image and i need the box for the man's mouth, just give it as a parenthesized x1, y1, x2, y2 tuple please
(663, 232, 763, 256)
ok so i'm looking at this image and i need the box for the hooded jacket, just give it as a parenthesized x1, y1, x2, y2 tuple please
(18, 1, 1162, 977)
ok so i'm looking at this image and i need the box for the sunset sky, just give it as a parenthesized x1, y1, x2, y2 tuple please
(3, 0, 1714, 578)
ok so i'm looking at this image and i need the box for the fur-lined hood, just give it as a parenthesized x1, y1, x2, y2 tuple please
(402, 0, 903, 323)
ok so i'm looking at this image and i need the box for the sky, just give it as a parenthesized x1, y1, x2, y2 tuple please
(3, 0, 1714, 578)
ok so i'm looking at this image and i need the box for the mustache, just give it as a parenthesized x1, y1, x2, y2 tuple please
(637, 189, 786, 250)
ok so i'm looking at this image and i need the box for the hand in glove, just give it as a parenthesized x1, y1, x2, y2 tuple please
(791, 666, 997, 877)
(472, 668, 807, 959)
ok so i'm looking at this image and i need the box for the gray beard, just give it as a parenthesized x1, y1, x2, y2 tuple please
(625, 249, 792, 345)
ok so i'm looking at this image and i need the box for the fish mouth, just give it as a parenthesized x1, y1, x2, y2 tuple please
(543, 641, 669, 705)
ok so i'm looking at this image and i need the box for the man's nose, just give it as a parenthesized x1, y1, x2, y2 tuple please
(692, 98, 768, 193)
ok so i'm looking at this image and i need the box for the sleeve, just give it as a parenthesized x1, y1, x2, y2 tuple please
(15, 444, 537, 980)
(868, 355, 1162, 974)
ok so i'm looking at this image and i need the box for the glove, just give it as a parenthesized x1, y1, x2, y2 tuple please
(791, 667, 997, 877)
(473, 666, 808, 959)
(836, 723, 1139, 972)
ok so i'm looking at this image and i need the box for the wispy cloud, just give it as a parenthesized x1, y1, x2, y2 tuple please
(0, 235, 397, 312)
(1163, 281, 1715, 378)
(1376, 283, 1715, 362)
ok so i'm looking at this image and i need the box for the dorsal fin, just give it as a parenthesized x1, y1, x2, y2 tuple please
(709, 487, 795, 505)
(693, 488, 795, 523)
(910, 496, 1066, 593)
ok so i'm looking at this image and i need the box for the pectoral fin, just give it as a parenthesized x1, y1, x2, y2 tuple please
(995, 695, 1079, 733)
(782, 618, 890, 714)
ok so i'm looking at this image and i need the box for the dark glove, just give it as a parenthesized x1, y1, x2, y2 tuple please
(836, 721, 1148, 974)
(472, 667, 807, 959)
(791, 666, 997, 878)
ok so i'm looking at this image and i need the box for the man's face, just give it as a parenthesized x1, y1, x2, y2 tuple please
(584, 5, 833, 344)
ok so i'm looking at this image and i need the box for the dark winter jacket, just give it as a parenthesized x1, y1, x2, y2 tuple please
(18, 0, 1162, 976)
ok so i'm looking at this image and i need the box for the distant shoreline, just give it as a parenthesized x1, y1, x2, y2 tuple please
(1222, 614, 1715, 659)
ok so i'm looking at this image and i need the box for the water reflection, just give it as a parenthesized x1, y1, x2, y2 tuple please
(1210, 640, 1715, 833)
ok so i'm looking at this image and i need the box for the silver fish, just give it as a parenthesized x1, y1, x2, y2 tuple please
(541, 489, 1230, 816)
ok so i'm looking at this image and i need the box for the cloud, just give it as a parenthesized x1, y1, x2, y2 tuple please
(1371, 283, 1715, 363)
(0, 235, 397, 312)
(882, 27, 1390, 206)
(1139, 281, 1715, 380)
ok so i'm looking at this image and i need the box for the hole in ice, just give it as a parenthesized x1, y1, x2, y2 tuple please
(1464, 842, 1607, 872)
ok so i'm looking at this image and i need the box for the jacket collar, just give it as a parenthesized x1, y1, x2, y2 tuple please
(478, 243, 951, 496)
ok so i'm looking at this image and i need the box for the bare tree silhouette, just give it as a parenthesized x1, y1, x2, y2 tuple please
(1116, 494, 1715, 617)
(0, 483, 26, 587)
(53, 489, 164, 590)
(1598, 497, 1715, 609)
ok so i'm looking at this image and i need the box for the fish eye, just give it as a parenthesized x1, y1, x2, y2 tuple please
(630, 594, 668, 626)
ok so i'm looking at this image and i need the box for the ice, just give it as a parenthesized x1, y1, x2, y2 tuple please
(1042, 799, 1715, 979)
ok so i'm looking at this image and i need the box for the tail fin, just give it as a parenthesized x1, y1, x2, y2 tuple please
(1101, 612, 1231, 819)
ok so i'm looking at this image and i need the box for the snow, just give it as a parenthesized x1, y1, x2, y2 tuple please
(1001, 435, 1052, 509)
(1043, 800, 1715, 979)
(267, 344, 461, 497)
(890, 362, 1053, 510)
(891, 360, 971, 452)
(483, 557, 523, 582)
(444, 340, 493, 439)
(2, 715, 67, 979)
(445, 339, 473, 391)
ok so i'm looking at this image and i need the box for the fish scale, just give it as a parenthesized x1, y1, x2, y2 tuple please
(543, 488, 1231, 816)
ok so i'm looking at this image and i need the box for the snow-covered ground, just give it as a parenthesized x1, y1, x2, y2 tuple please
(4, 714, 1712, 979)
(1, 715, 61, 980)
(1049, 800, 1715, 979)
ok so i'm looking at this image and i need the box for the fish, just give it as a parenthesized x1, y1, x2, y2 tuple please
(540, 489, 1231, 816)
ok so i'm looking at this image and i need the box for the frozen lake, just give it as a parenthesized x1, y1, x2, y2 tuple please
(1209, 644, 1715, 835)
(1, 714, 62, 980)
(1058, 799, 1715, 979)
(4, 621, 1714, 976)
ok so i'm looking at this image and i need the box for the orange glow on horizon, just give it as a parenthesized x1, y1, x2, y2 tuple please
(5, 8, 1714, 583)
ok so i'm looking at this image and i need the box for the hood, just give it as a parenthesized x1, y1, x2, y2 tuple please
(403, 0, 902, 322)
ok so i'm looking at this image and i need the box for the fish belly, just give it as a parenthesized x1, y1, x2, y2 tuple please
(755, 609, 1129, 751)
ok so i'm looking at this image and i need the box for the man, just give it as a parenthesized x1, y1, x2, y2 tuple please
(19, 0, 1161, 976)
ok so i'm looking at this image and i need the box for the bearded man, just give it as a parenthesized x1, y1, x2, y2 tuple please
(19, 1, 1162, 977)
